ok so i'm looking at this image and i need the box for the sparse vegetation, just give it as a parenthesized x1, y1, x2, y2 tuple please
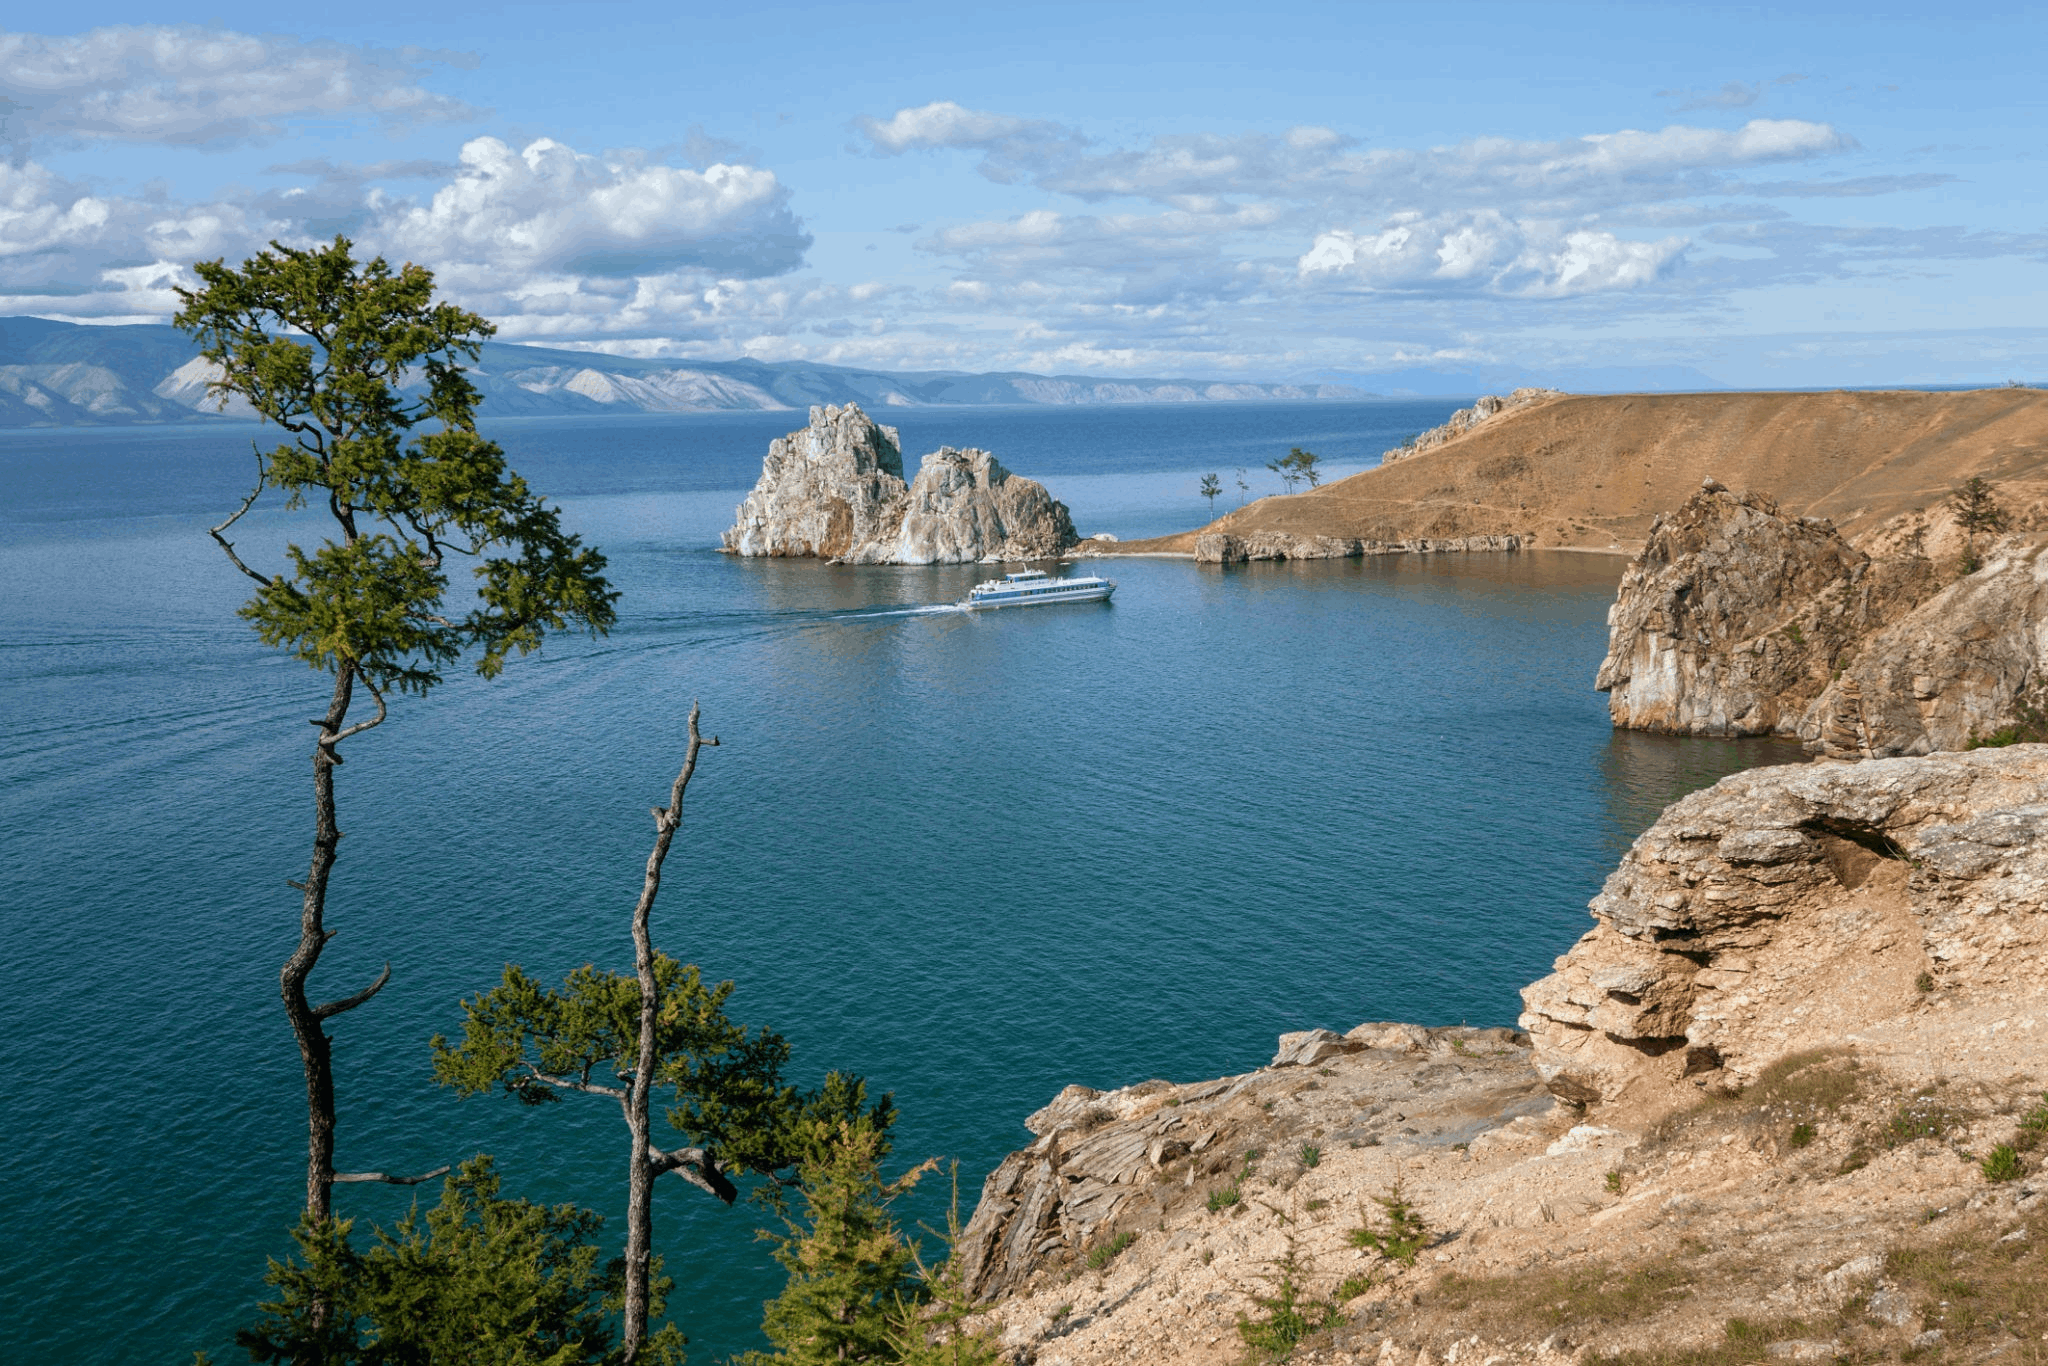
(1951, 474, 2009, 575)
(1916, 970, 1936, 992)
(1199, 473, 1221, 514)
(1982, 1144, 2024, 1182)
(1346, 1182, 1428, 1265)
(1298, 1144, 1320, 1169)
(1086, 1231, 1136, 1270)
(1335, 1274, 1373, 1301)
(1605, 1168, 1625, 1194)
(1234, 1248, 1340, 1362)
(1207, 1183, 1241, 1213)
(1789, 1122, 1817, 1149)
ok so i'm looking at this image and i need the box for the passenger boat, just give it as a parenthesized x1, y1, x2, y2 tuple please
(965, 567, 1116, 609)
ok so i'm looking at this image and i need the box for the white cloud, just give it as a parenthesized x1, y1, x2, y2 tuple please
(0, 25, 477, 156)
(856, 100, 1041, 153)
(1299, 212, 1687, 297)
(375, 136, 809, 279)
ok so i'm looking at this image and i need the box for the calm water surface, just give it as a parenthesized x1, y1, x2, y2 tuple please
(0, 401, 1798, 1362)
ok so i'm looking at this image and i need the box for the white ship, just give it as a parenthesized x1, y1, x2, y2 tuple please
(965, 567, 1116, 609)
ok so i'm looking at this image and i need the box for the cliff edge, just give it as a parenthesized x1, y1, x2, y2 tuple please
(721, 403, 1077, 564)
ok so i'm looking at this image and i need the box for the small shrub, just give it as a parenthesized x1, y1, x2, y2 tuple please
(1837, 1146, 1872, 1175)
(1207, 1183, 1241, 1213)
(1883, 1091, 1969, 1149)
(1790, 1123, 1817, 1149)
(1298, 1145, 1321, 1169)
(2016, 1093, 2048, 1152)
(1050, 1303, 1071, 1322)
(1605, 1169, 1624, 1194)
(1235, 1251, 1340, 1362)
(1335, 1274, 1373, 1301)
(1347, 1183, 1428, 1265)
(1981, 1145, 2024, 1183)
(1916, 970, 1935, 992)
(1782, 622, 1805, 646)
(1086, 1231, 1135, 1270)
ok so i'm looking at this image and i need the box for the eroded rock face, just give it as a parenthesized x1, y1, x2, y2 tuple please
(1192, 531, 1522, 564)
(1520, 747, 2048, 1107)
(721, 403, 1077, 563)
(1380, 387, 1563, 464)
(1595, 483, 1939, 738)
(1803, 539, 2048, 757)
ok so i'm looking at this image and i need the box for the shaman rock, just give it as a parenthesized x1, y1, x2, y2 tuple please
(1519, 746, 2048, 1107)
(1596, 483, 1939, 737)
(721, 402, 1077, 564)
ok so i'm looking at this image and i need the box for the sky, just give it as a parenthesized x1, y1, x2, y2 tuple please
(2, 1, 2044, 388)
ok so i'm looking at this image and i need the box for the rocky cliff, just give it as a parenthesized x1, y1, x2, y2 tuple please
(1596, 480, 2048, 755)
(1520, 745, 2048, 1109)
(720, 403, 1077, 564)
(1187, 531, 1522, 564)
(1595, 481, 1940, 738)
(1378, 388, 1563, 465)
(953, 748, 2048, 1365)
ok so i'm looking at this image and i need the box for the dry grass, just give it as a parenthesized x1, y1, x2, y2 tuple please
(1428, 1258, 1699, 1341)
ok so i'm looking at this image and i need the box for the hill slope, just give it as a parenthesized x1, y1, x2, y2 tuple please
(1104, 388, 2048, 553)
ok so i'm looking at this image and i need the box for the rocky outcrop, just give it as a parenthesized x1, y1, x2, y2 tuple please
(721, 403, 1078, 564)
(1380, 388, 1563, 464)
(1519, 745, 2048, 1108)
(1192, 531, 1522, 564)
(1596, 481, 1941, 738)
(1804, 539, 2048, 757)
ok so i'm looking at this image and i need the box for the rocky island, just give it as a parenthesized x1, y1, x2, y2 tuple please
(721, 402, 1078, 564)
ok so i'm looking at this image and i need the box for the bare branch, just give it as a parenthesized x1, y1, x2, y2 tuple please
(210, 454, 272, 588)
(333, 1165, 452, 1187)
(652, 1146, 738, 1204)
(519, 1061, 626, 1100)
(331, 673, 388, 744)
(313, 963, 391, 1020)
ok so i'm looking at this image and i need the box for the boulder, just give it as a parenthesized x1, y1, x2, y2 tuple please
(1519, 746, 2048, 1107)
(721, 403, 1077, 564)
(1270, 1028, 1364, 1067)
(1596, 482, 1939, 738)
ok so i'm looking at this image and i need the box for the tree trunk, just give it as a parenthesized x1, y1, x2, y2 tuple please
(622, 703, 715, 1362)
(286, 663, 355, 1221)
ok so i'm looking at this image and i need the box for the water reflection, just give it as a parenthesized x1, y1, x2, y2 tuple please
(1597, 728, 1809, 863)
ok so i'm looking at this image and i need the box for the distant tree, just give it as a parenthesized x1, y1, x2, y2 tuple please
(1199, 473, 1222, 516)
(739, 1117, 932, 1366)
(433, 705, 889, 1362)
(1290, 446, 1325, 488)
(1234, 467, 1251, 508)
(1951, 475, 2010, 574)
(174, 237, 618, 1221)
(1266, 453, 1301, 494)
(229, 1156, 643, 1366)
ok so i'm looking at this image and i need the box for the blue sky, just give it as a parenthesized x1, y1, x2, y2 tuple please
(2, 1, 2043, 386)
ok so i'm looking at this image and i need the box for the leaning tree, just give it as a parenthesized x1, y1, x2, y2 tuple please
(175, 236, 618, 1220)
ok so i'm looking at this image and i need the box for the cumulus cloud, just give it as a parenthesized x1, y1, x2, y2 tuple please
(1299, 212, 1686, 297)
(376, 136, 809, 279)
(0, 25, 476, 159)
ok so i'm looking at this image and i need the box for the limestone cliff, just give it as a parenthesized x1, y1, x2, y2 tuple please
(1520, 746, 2048, 1108)
(720, 403, 1078, 564)
(1187, 531, 1522, 564)
(1595, 481, 1940, 738)
(1378, 387, 1563, 465)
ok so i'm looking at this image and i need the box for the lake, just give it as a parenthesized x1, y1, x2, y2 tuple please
(0, 400, 1797, 1362)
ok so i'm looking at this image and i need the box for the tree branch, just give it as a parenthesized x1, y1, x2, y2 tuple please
(331, 673, 387, 744)
(210, 455, 272, 587)
(333, 1165, 452, 1187)
(520, 1062, 626, 1100)
(652, 1146, 738, 1204)
(312, 963, 391, 1020)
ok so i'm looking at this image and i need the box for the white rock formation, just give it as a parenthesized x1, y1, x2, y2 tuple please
(721, 403, 1078, 564)
(1193, 530, 1522, 563)
(1381, 387, 1563, 464)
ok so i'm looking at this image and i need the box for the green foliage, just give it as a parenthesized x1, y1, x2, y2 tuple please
(433, 956, 887, 1185)
(1235, 1249, 1340, 1362)
(1334, 1274, 1372, 1301)
(1264, 446, 1324, 493)
(1199, 473, 1222, 511)
(1346, 1183, 1428, 1265)
(1206, 1182, 1241, 1213)
(1789, 1123, 1818, 1149)
(1981, 1144, 2024, 1183)
(1966, 695, 2048, 748)
(1605, 1169, 1625, 1194)
(233, 1156, 674, 1366)
(1297, 1144, 1320, 1170)
(1951, 475, 2010, 540)
(884, 1164, 1003, 1366)
(740, 1118, 934, 1365)
(1086, 1232, 1135, 1271)
(174, 236, 616, 694)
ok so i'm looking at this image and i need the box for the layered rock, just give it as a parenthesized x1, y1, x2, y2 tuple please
(721, 403, 1078, 564)
(1191, 530, 1522, 564)
(1380, 387, 1562, 464)
(1805, 538, 2048, 757)
(1519, 746, 2048, 1107)
(1596, 481, 1940, 737)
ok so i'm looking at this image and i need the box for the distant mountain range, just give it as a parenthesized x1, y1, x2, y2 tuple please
(0, 317, 1373, 427)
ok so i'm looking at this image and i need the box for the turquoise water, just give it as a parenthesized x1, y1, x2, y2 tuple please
(0, 402, 1798, 1362)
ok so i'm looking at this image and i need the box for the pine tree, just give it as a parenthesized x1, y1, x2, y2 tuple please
(742, 1119, 934, 1365)
(1951, 475, 2009, 574)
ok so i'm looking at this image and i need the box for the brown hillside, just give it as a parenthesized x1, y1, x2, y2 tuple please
(1100, 388, 2048, 554)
